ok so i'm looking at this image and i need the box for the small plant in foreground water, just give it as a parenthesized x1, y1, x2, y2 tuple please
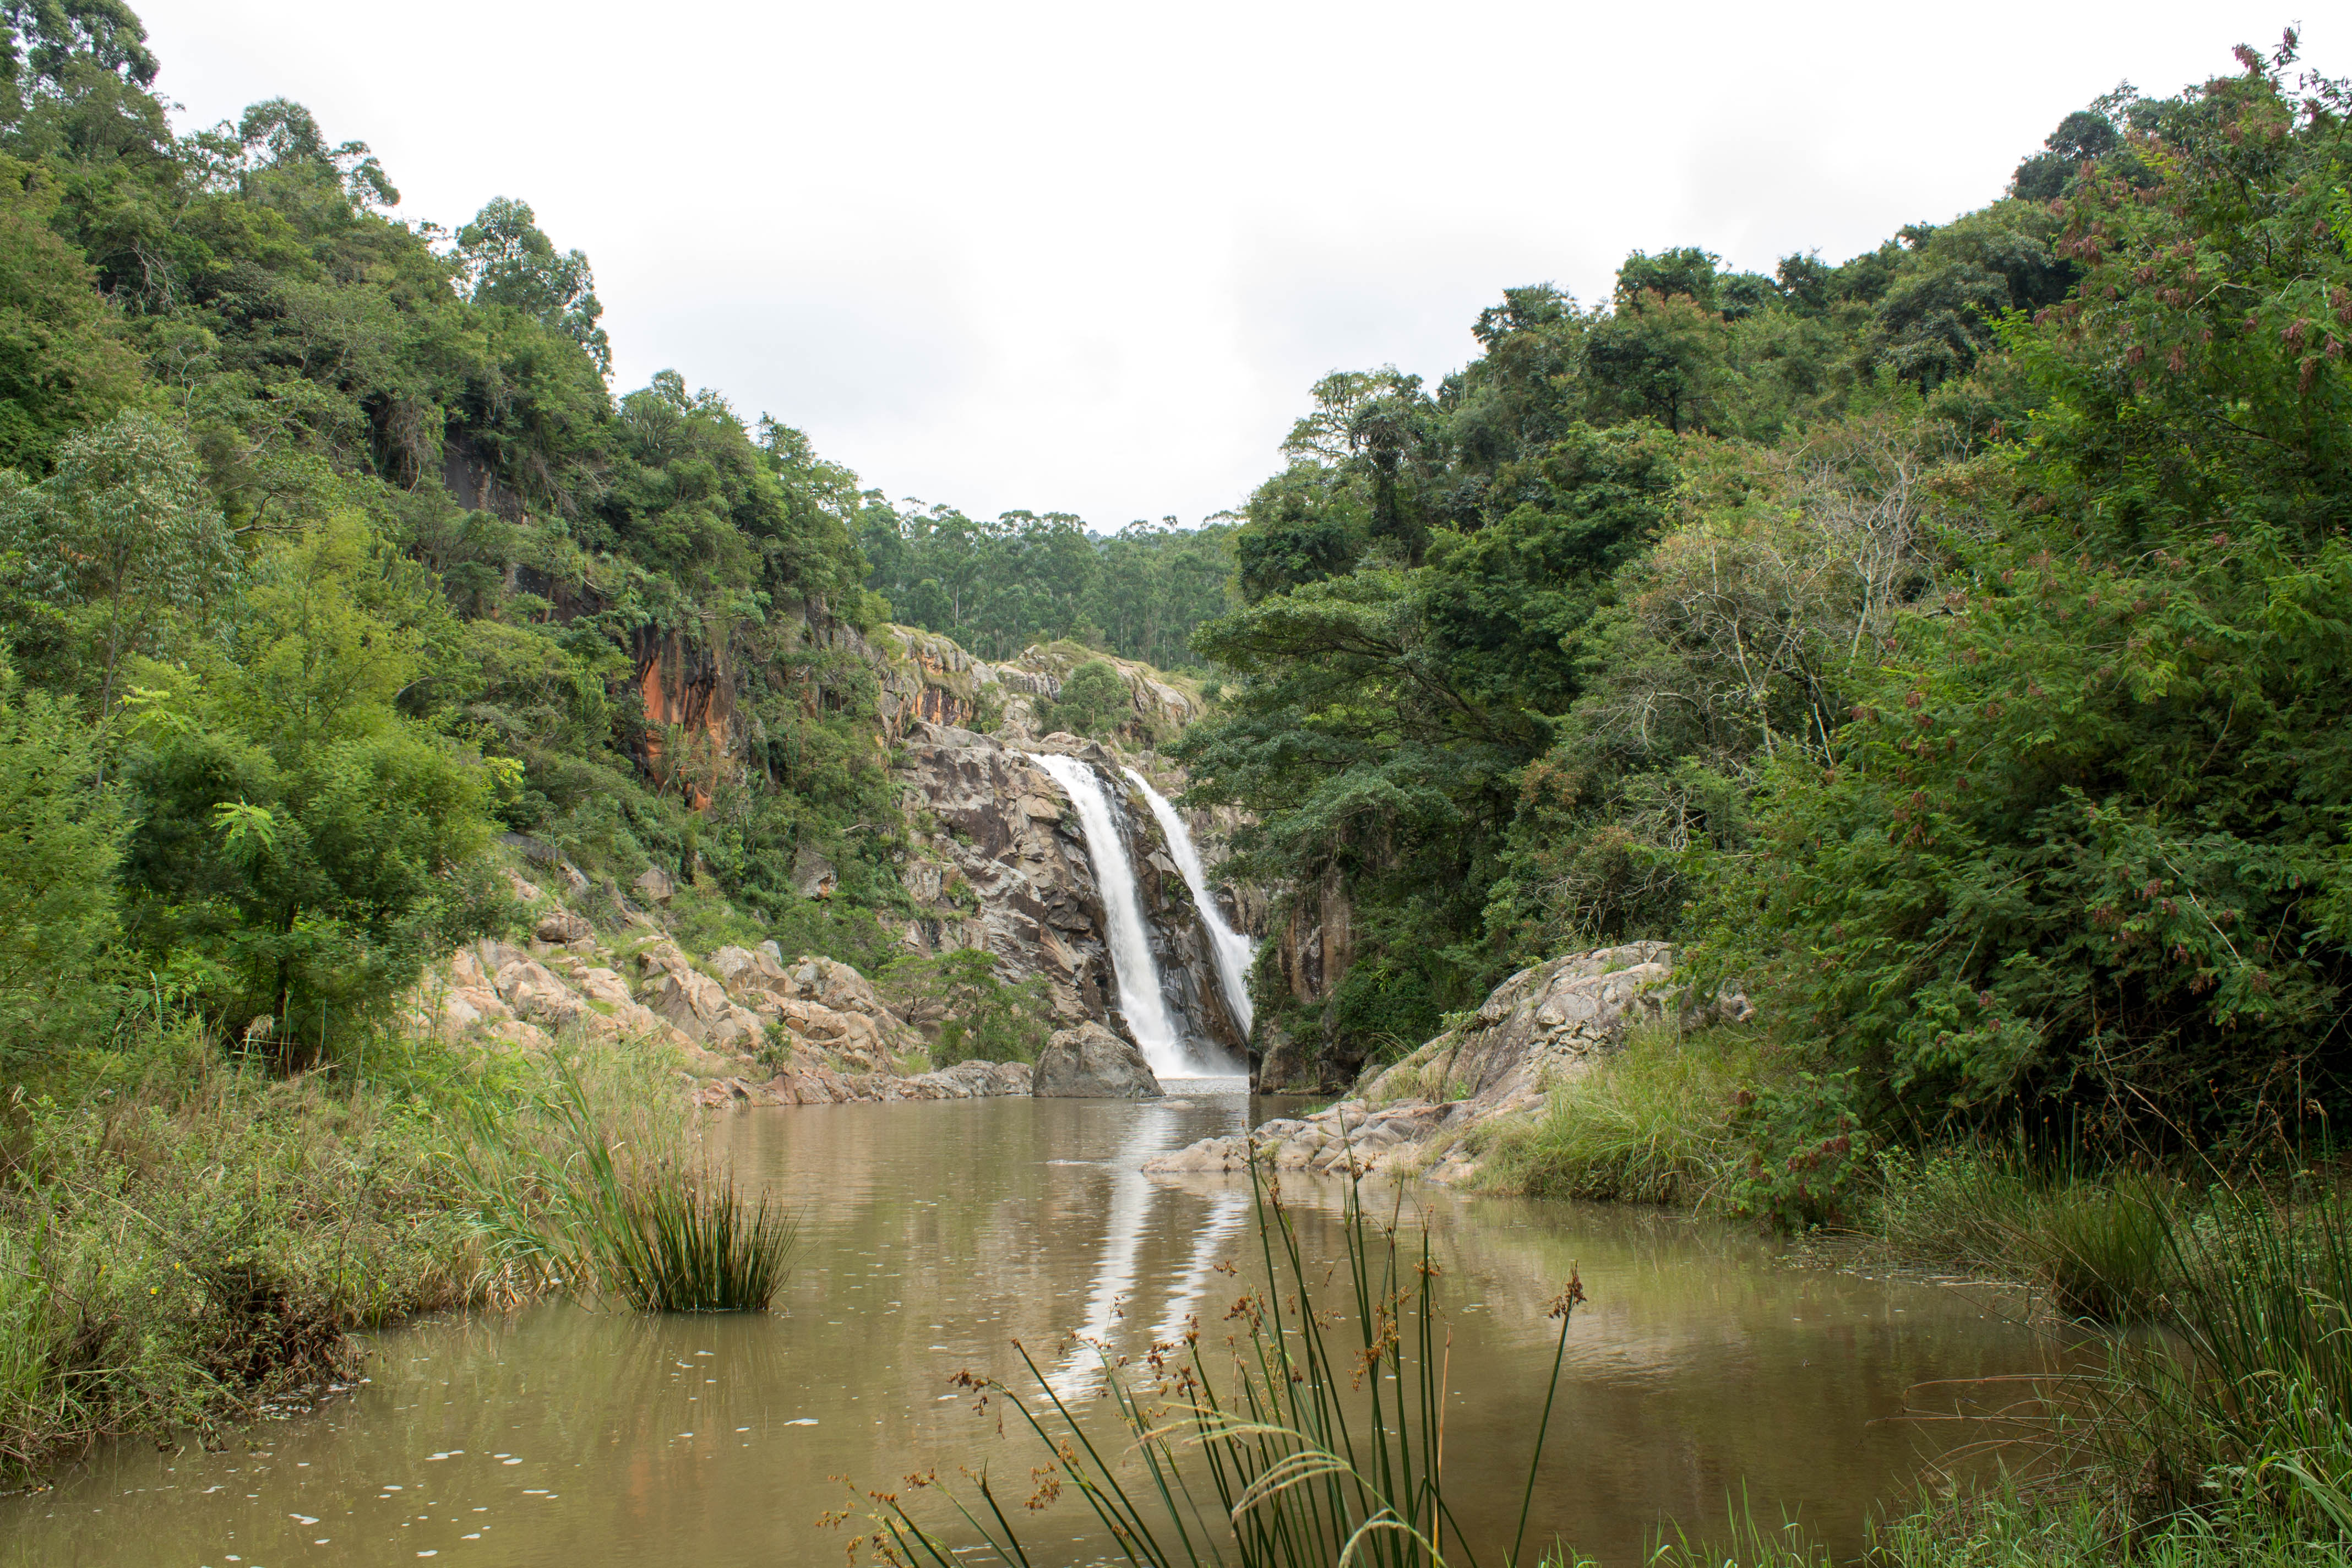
(837, 1150, 1583, 1567)
(467, 1055, 795, 1312)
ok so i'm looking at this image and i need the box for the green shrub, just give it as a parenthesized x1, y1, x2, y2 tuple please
(0, 673, 121, 1066)
(1725, 1069, 1872, 1231)
(0, 1019, 541, 1479)
(1042, 658, 1127, 737)
(877, 948, 1053, 1065)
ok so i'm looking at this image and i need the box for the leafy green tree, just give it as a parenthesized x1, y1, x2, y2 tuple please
(1422, 421, 1677, 704)
(458, 196, 611, 377)
(1583, 287, 1734, 434)
(0, 410, 231, 739)
(0, 669, 119, 1061)
(1702, 42, 2352, 1137)
(1233, 463, 1369, 602)
(1045, 658, 1125, 737)
(0, 153, 138, 469)
(2011, 101, 2128, 202)
(1870, 205, 2072, 390)
(121, 519, 497, 1055)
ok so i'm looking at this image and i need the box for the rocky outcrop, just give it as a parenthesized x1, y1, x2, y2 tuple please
(632, 940, 767, 1051)
(409, 888, 1039, 1108)
(1145, 944, 1738, 1183)
(1362, 942, 1678, 1115)
(1034, 1021, 1164, 1098)
(1144, 1098, 1456, 1178)
(423, 940, 687, 1054)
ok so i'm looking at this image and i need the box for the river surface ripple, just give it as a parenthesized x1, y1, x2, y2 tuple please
(0, 1090, 2055, 1567)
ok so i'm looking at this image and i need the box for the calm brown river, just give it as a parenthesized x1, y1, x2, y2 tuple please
(1, 1090, 2051, 1566)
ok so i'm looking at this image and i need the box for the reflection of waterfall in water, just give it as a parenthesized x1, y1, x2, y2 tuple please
(1125, 768, 1255, 1039)
(1030, 753, 1191, 1075)
(1048, 1098, 1257, 1398)
(1146, 1189, 1251, 1348)
(1046, 1104, 1175, 1397)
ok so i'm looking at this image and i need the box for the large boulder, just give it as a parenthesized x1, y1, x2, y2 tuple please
(1033, 1021, 1163, 1099)
(706, 947, 917, 1070)
(880, 1059, 1034, 1100)
(493, 956, 588, 1030)
(1145, 944, 1738, 1184)
(535, 908, 595, 945)
(709, 943, 791, 994)
(1362, 941, 1680, 1117)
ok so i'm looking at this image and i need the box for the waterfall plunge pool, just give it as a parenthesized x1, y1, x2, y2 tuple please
(2, 1092, 2056, 1567)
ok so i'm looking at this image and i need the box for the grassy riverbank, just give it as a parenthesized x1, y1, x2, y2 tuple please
(1473, 1032, 2352, 1566)
(0, 1022, 685, 1483)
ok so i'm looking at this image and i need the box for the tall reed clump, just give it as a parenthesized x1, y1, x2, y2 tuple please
(1861, 1188, 2352, 1566)
(1872, 1146, 2181, 1321)
(2114, 1190, 2352, 1536)
(843, 1155, 1582, 1567)
(467, 1054, 794, 1313)
(1473, 1023, 1753, 1206)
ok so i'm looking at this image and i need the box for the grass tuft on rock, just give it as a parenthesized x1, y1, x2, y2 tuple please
(1473, 1023, 1755, 1205)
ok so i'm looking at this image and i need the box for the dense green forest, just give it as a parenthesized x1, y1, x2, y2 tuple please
(1189, 35, 2352, 1159)
(0, 0, 1244, 1065)
(859, 507, 1237, 671)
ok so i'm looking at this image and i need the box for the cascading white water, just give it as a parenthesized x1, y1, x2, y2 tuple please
(1028, 753, 1190, 1076)
(1124, 768, 1255, 1037)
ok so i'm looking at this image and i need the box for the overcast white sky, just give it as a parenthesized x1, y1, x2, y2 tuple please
(138, 2, 2331, 528)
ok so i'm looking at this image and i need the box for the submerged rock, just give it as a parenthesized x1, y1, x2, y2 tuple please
(1033, 1021, 1163, 1099)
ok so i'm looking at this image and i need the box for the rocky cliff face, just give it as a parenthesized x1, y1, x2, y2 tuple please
(888, 723, 1249, 1065)
(491, 606, 1264, 1078)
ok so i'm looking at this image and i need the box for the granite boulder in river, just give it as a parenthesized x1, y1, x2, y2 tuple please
(1033, 1021, 1165, 1099)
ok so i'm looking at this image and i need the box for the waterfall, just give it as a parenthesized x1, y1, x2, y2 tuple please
(1028, 753, 1190, 1076)
(1124, 768, 1255, 1037)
